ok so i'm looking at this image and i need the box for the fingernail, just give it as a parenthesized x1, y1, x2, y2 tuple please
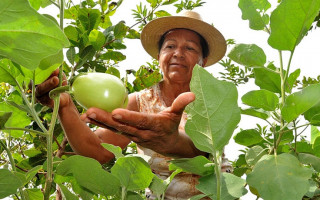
(113, 114, 122, 120)
(84, 118, 90, 123)
(88, 113, 96, 119)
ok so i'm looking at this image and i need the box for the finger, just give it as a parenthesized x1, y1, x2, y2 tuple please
(84, 108, 150, 139)
(112, 109, 159, 130)
(170, 92, 195, 115)
(35, 76, 59, 97)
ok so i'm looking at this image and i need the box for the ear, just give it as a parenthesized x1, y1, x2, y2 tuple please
(202, 57, 208, 67)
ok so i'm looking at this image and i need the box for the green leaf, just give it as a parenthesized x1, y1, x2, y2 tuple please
(238, 0, 271, 30)
(78, 8, 101, 31)
(285, 69, 300, 93)
(245, 145, 267, 166)
(247, 153, 312, 200)
(234, 129, 263, 147)
(89, 29, 106, 50)
(197, 173, 247, 200)
(240, 108, 269, 120)
(58, 184, 78, 200)
(162, 0, 179, 5)
(228, 44, 266, 67)
(101, 143, 124, 159)
(56, 155, 120, 196)
(241, 89, 278, 111)
(0, 92, 31, 137)
(133, 66, 162, 91)
(154, 10, 171, 17)
(126, 29, 140, 39)
(305, 101, 320, 126)
(0, 0, 69, 70)
(0, 112, 12, 129)
(185, 65, 240, 153)
(254, 67, 281, 93)
(281, 83, 320, 122)
(0, 169, 24, 199)
(0, 65, 18, 86)
(106, 66, 121, 78)
(111, 156, 153, 191)
(313, 137, 320, 157)
(114, 21, 128, 39)
(100, 51, 126, 62)
(298, 153, 320, 172)
(268, 0, 320, 51)
(311, 126, 320, 144)
(127, 191, 144, 200)
(25, 165, 42, 184)
(23, 189, 44, 200)
(67, 47, 76, 65)
(169, 156, 214, 176)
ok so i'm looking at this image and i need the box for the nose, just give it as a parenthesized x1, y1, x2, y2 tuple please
(173, 47, 184, 58)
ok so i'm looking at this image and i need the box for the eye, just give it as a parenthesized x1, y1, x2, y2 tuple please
(186, 46, 195, 51)
(165, 44, 174, 49)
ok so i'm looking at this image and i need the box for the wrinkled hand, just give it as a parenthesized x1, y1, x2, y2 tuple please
(35, 69, 70, 108)
(81, 92, 196, 155)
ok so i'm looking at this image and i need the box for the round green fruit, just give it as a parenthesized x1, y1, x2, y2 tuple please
(71, 72, 128, 112)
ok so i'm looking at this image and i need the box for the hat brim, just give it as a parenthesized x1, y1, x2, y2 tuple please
(140, 16, 227, 67)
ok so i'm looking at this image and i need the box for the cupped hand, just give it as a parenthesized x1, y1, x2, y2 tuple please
(35, 69, 70, 108)
(80, 92, 196, 156)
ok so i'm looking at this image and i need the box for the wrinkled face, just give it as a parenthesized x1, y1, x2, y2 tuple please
(158, 29, 207, 84)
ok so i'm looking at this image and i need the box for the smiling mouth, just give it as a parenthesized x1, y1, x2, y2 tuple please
(170, 63, 186, 68)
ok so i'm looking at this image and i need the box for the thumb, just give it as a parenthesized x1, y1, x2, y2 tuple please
(170, 92, 195, 115)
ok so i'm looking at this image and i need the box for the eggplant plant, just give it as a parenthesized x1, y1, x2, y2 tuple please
(1, 0, 320, 200)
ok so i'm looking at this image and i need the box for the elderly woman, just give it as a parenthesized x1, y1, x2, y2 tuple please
(36, 11, 231, 199)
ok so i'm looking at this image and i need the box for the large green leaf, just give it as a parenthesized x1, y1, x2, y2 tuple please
(169, 156, 214, 176)
(228, 44, 266, 67)
(268, 0, 320, 51)
(111, 156, 154, 191)
(247, 153, 312, 200)
(56, 155, 120, 196)
(241, 89, 278, 111)
(238, 0, 271, 30)
(254, 67, 281, 93)
(0, 60, 20, 86)
(197, 173, 247, 200)
(185, 65, 240, 153)
(281, 83, 320, 122)
(0, 169, 24, 199)
(0, 0, 69, 70)
(245, 145, 267, 166)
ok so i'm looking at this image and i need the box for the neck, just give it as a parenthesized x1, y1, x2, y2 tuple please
(160, 80, 190, 106)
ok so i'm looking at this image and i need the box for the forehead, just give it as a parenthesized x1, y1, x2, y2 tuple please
(163, 29, 201, 43)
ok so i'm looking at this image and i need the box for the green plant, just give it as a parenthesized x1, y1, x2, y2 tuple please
(1, 0, 320, 200)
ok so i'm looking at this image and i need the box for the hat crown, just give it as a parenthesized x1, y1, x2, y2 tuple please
(179, 11, 203, 21)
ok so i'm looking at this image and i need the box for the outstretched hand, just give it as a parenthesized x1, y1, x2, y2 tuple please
(81, 92, 196, 156)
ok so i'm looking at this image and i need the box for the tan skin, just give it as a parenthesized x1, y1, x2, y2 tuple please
(36, 29, 208, 164)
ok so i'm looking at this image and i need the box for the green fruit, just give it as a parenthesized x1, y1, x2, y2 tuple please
(71, 72, 128, 112)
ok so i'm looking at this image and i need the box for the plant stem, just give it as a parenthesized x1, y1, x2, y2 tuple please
(213, 151, 221, 200)
(121, 187, 127, 200)
(0, 140, 25, 200)
(43, 0, 65, 198)
(3, 127, 47, 137)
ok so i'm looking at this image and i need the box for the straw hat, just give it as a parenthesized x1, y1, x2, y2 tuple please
(140, 11, 227, 67)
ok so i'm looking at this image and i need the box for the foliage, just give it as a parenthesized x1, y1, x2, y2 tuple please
(1, 0, 320, 200)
